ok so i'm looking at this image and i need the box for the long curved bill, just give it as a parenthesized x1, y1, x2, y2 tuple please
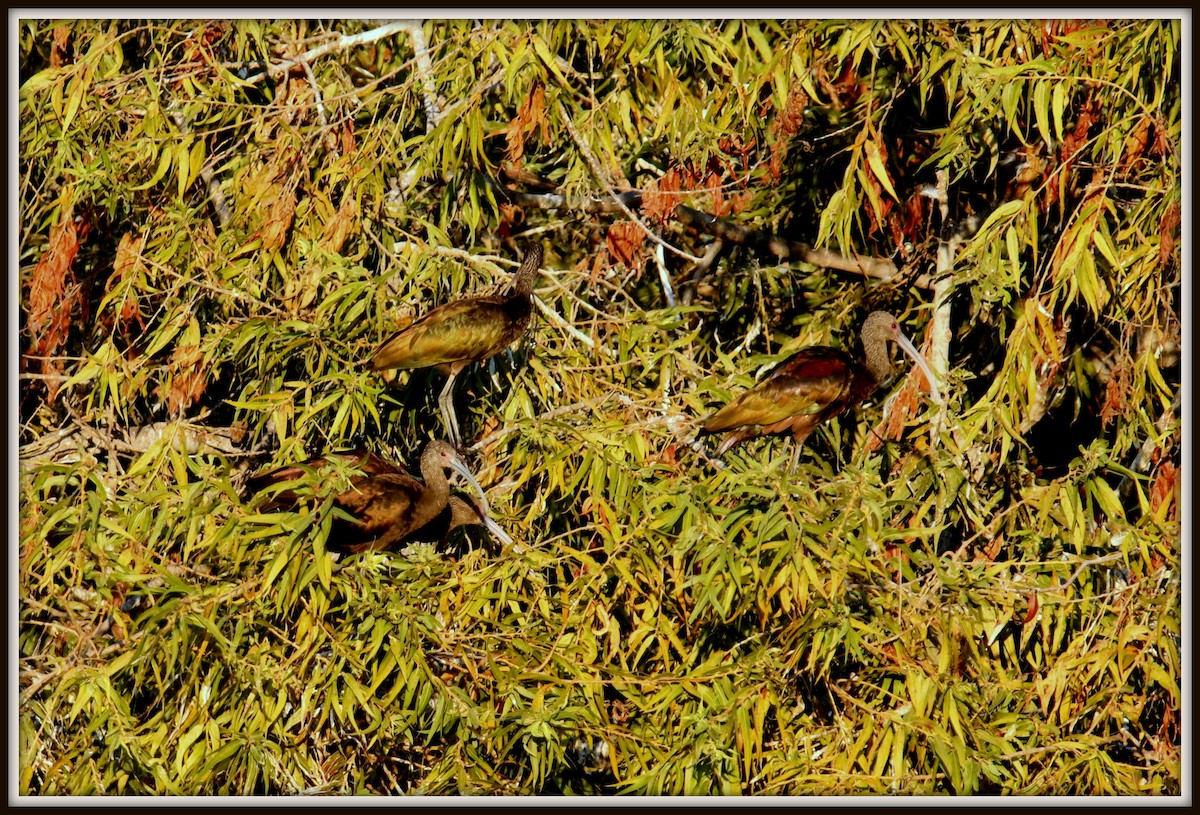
(446, 455, 492, 515)
(893, 331, 943, 405)
(446, 454, 515, 547)
(479, 514, 515, 547)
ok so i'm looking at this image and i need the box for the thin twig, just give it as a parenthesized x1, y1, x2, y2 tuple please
(1033, 552, 1126, 595)
(927, 169, 953, 449)
(653, 244, 677, 308)
(532, 294, 605, 354)
(300, 59, 329, 132)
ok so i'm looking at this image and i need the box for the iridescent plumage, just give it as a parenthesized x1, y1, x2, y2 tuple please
(702, 311, 939, 469)
(248, 440, 512, 553)
(368, 244, 543, 448)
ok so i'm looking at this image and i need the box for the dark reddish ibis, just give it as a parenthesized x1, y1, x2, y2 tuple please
(701, 311, 940, 470)
(247, 440, 513, 553)
(367, 243, 544, 449)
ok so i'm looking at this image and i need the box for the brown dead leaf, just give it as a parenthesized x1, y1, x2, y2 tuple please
(1099, 360, 1131, 428)
(340, 120, 357, 156)
(606, 221, 646, 268)
(765, 86, 810, 185)
(51, 24, 72, 67)
(1119, 116, 1153, 173)
(260, 187, 297, 254)
(107, 232, 148, 331)
(704, 171, 730, 218)
(505, 80, 547, 168)
(642, 167, 694, 226)
(1018, 592, 1039, 625)
(1159, 201, 1180, 270)
(159, 343, 207, 415)
(28, 204, 87, 358)
(320, 194, 359, 254)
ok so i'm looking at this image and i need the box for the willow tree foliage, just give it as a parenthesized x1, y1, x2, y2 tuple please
(17, 18, 1181, 796)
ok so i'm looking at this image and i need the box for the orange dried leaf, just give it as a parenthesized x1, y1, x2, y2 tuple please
(505, 80, 547, 167)
(260, 188, 297, 254)
(340, 120, 357, 156)
(160, 343, 207, 415)
(1159, 202, 1180, 269)
(643, 168, 691, 226)
(320, 195, 359, 254)
(1119, 116, 1152, 172)
(1149, 460, 1178, 521)
(606, 221, 646, 268)
(1019, 592, 1039, 625)
(28, 212, 81, 353)
(1099, 362, 1130, 427)
(51, 24, 71, 68)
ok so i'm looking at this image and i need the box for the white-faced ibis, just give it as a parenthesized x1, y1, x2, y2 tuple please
(367, 244, 544, 449)
(247, 440, 513, 553)
(701, 311, 940, 470)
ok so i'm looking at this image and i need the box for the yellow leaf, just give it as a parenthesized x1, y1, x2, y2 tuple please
(1033, 80, 1052, 147)
(175, 139, 192, 200)
(188, 139, 207, 190)
(530, 35, 570, 88)
(62, 73, 86, 133)
(132, 146, 173, 191)
(864, 139, 900, 201)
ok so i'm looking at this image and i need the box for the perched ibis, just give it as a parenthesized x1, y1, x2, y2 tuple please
(247, 440, 513, 553)
(367, 243, 544, 449)
(701, 311, 940, 470)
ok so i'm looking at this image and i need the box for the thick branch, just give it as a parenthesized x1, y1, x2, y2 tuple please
(491, 174, 924, 287)
(20, 419, 254, 468)
(238, 22, 414, 84)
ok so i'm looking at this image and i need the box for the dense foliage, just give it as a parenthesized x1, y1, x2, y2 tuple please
(17, 18, 1182, 795)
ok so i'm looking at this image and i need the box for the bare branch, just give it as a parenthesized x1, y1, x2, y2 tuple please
(395, 20, 442, 132)
(238, 21, 414, 85)
(653, 244, 677, 308)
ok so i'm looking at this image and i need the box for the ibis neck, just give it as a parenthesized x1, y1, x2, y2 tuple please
(861, 337, 894, 384)
(511, 246, 542, 297)
(512, 267, 536, 297)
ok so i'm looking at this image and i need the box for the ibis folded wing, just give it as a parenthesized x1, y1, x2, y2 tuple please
(703, 348, 856, 432)
(369, 300, 518, 371)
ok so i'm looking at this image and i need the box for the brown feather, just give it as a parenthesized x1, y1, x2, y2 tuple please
(368, 244, 542, 373)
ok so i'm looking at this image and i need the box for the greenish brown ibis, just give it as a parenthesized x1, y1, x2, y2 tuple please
(367, 243, 544, 449)
(701, 311, 940, 470)
(247, 440, 513, 553)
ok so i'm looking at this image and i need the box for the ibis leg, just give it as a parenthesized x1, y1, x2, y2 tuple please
(787, 440, 803, 474)
(438, 373, 462, 450)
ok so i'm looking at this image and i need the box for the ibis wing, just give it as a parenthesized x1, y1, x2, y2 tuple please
(333, 473, 426, 546)
(704, 349, 855, 431)
(368, 300, 514, 370)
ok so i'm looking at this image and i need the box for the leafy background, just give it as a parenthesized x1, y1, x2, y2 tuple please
(17, 18, 1182, 795)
